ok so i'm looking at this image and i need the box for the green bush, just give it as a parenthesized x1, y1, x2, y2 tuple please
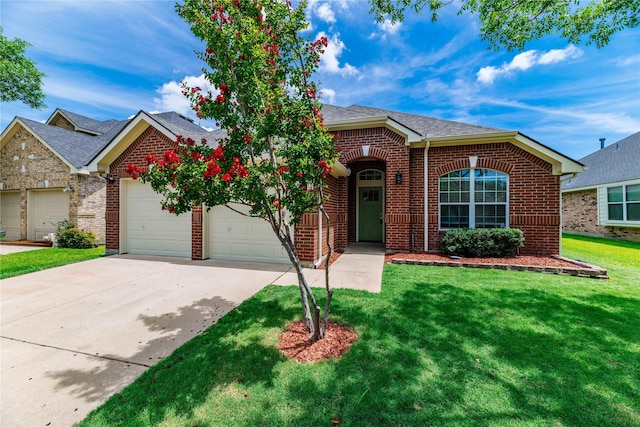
(440, 228, 524, 257)
(55, 219, 96, 249)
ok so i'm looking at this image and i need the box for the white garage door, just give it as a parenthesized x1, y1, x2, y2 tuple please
(124, 180, 191, 258)
(30, 190, 69, 240)
(1, 192, 21, 240)
(208, 204, 290, 264)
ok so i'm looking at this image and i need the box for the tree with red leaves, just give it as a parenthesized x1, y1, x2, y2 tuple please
(127, 0, 338, 341)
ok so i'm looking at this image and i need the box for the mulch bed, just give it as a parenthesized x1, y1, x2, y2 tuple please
(277, 320, 358, 363)
(387, 253, 608, 279)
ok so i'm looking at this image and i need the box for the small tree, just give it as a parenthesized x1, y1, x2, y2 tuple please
(127, 0, 338, 340)
(0, 27, 46, 109)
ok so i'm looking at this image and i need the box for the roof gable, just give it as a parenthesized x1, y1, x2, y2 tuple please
(0, 117, 128, 171)
(562, 131, 640, 190)
(47, 108, 123, 135)
(322, 103, 583, 175)
(88, 111, 215, 173)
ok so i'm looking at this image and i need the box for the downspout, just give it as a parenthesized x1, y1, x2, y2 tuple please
(558, 172, 577, 257)
(424, 140, 430, 252)
(559, 179, 563, 257)
(314, 209, 324, 268)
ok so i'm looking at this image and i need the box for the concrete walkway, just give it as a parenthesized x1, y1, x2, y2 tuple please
(272, 242, 385, 292)
(0, 246, 384, 427)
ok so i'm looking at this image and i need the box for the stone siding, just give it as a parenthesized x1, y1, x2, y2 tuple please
(0, 125, 106, 242)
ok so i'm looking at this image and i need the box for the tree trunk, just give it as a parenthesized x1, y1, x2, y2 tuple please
(278, 229, 320, 337)
(319, 205, 333, 336)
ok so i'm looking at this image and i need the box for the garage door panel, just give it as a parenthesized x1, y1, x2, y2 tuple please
(1, 192, 21, 240)
(31, 190, 69, 240)
(125, 181, 191, 258)
(209, 204, 289, 263)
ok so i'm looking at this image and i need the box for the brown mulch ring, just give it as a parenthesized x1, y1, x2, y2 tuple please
(277, 320, 358, 363)
(387, 253, 608, 279)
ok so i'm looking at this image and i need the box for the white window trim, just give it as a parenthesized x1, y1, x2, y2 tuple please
(601, 180, 640, 227)
(438, 168, 510, 230)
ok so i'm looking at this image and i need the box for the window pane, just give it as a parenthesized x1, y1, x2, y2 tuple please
(608, 204, 623, 220)
(496, 191, 507, 202)
(608, 187, 623, 203)
(441, 205, 469, 228)
(626, 184, 640, 202)
(476, 204, 506, 228)
(627, 203, 640, 221)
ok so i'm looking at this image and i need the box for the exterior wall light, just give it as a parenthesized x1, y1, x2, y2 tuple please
(395, 170, 403, 185)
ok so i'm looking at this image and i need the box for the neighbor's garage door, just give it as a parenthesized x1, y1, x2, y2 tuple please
(124, 180, 191, 257)
(30, 190, 69, 240)
(208, 204, 289, 263)
(0, 191, 21, 240)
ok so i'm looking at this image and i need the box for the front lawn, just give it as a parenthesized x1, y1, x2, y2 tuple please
(81, 236, 639, 426)
(0, 246, 106, 279)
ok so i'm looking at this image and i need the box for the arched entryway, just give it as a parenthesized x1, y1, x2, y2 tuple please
(356, 169, 385, 242)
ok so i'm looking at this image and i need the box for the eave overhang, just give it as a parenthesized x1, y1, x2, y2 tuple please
(325, 115, 423, 145)
(88, 111, 175, 173)
(426, 131, 585, 175)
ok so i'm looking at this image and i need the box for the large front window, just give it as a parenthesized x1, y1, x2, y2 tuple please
(607, 184, 640, 222)
(439, 169, 508, 229)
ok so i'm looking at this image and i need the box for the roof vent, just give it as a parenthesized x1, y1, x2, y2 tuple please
(179, 114, 195, 123)
(599, 137, 606, 149)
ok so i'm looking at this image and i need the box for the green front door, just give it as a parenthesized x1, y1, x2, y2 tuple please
(358, 186, 383, 242)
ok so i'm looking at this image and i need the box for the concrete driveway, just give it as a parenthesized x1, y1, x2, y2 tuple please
(0, 255, 291, 427)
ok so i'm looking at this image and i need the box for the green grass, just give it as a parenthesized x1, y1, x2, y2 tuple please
(81, 236, 640, 427)
(0, 246, 106, 279)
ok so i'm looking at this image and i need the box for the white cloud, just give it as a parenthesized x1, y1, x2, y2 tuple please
(477, 45, 583, 84)
(379, 18, 401, 35)
(320, 88, 336, 103)
(317, 32, 358, 77)
(316, 3, 336, 23)
(538, 45, 583, 64)
(154, 74, 217, 115)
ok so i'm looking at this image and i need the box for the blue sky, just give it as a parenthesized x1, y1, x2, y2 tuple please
(2, 0, 639, 160)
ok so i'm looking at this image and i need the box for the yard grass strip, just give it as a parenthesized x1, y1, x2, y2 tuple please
(79, 236, 640, 427)
(0, 246, 106, 279)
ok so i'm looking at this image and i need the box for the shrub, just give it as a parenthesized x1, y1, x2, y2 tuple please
(440, 228, 524, 257)
(55, 219, 96, 249)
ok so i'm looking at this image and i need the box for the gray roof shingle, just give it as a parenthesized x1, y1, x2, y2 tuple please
(562, 131, 640, 190)
(323, 104, 502, 137)
(55, 109, 122, 134)
(20, 117, 129, 168)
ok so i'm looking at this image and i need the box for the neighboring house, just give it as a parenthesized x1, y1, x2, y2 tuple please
(86, 104, 584, 265)
(562, 132, 640, 242)
(0, 109, 200, 244)
(0, 109, 124, 243)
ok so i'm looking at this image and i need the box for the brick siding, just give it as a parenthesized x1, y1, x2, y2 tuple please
(427, 143, 561, 255)
(563, 189, 640, 242)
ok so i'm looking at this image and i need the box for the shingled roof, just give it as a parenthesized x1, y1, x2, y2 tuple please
(323, 104, 502, 137)
(12, 117, 127, 168)
(51, 109, 123, 134)
(3, 110, 212, 170)
(562, 132, 640, 191)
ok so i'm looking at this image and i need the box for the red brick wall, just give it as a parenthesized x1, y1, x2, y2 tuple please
(294, 174, 344, 264)
(105, 127, 184, 255)
(427, 142, 561, 255)
(335, 127, 412, 253)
